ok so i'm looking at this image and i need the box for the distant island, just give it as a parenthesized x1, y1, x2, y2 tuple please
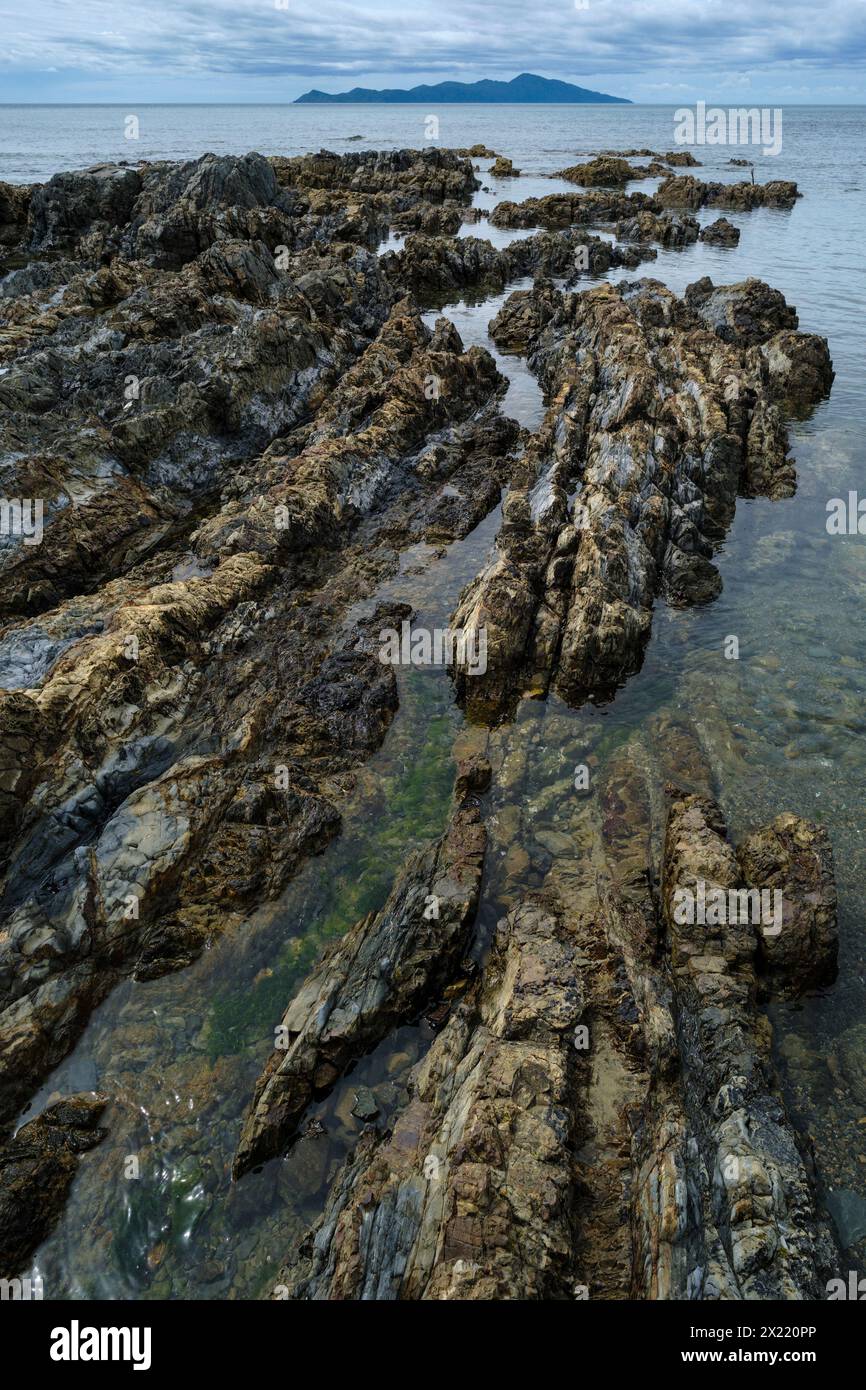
(294, 72, 631, 105)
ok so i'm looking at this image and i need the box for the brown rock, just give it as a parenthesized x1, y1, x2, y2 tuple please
(737, 814, 838, 997)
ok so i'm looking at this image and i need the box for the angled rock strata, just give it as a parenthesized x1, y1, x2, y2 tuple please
(631, 792, 838, 1300)
(258, 726, 839, 1300)
(0, 144, 843, 1300)
(0, 1092, 108, 1275)
(233, 770, 488, 1177)
(273, 898, 582, 1300)
(0, 150, 517, 1125)
(449, 275, 832, 721)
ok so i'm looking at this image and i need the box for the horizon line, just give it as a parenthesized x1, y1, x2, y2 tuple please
(2, 100, 865, 107)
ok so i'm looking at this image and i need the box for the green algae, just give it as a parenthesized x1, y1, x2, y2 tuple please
(203, 686, 457, 1063)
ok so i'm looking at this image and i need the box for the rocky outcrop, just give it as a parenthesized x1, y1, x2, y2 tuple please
(737, 814, 838, 998)
(0, 181, 32, 247)
(264, 721, 839, 1300)
(752, 328, 837, 419)
(0, 598, 417, 1126)
(490, 188, 659, 230)
(390, 201, 464, 236)
(454, 275, 833, 722)
(489, 156, 519, 178)
(27, 163, 144, 251)
(657, 174, 800, 211)
(0, 142, 842, 1303)
(269, 898, 583, 1300)
(0, 1093, 107, 1275)
(454, 145, 498, 159)
(233, 770, 489, 1178)
(556, 156, 645, 186)
(683, 274, 796, 345)
(490, 173, 793, 232)
(270, 148, 478, 205)
(0, 151, 521, 1128)
(384, 228, 655, 301)
(615, 210, 700, 248)
(595, 149, 701, 167)
(700, 216, 741, 246)
(632, 792, 837, 1299)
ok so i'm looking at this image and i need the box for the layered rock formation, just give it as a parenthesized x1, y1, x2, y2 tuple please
(384, 227, 655, 301)
(0, 1093, 107, 1275)
(234, 770, 488, 1177)
(0, 149, 514, 1127)
(273, 898, 582, 1299)
(490, 188, 660, 230)
(657, 174, 800, 211)
(0, 143, 844, 1301)
(632, 793, 838, 1299)
(450, 275, 832, 721)
(260, 719, 839, 1300)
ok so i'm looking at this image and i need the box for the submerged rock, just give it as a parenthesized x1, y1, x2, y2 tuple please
(350, 1086, 380, 1121)
(233, 775, 487, 1178)
(271, 899, 583, 1300)
(0, 148, 523, 1129)
(0, 143, 841, 1301)
(629, 792, 838, 1298)
(0, 1092, 107, 1275)
(737, 814, 838, 997)
(265, 731, 841, 1300)
(824, 1189, 866, 1250)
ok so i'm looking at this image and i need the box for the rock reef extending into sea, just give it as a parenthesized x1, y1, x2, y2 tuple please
(0, 145, 842, 1296)
(261, 744, 839, 1300)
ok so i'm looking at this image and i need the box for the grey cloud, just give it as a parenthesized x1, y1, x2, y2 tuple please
(1, 0, 864, 87)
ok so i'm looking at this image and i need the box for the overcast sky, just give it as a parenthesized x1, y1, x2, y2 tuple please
(1, 0, 864, 103)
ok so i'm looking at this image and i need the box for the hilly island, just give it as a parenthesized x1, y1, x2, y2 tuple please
(294, 71, 631, 104)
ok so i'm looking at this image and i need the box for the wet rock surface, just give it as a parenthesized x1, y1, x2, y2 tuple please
(233, 773, 487, 1177)
(0, 149, 515, 1125)
(453, 274, 832, 721)
(265, 719, 840, 1300)
(272, 898, 581, 1300)
(633, 792, 838, 1299)
(0, 1092, 107, 1275)
(0, 143, 848, 1301)
(737, 814, 838, 998)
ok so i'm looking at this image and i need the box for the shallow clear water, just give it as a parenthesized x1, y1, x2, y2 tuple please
(423, 277, 546, 430)
(5, 104, 866, 1291)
